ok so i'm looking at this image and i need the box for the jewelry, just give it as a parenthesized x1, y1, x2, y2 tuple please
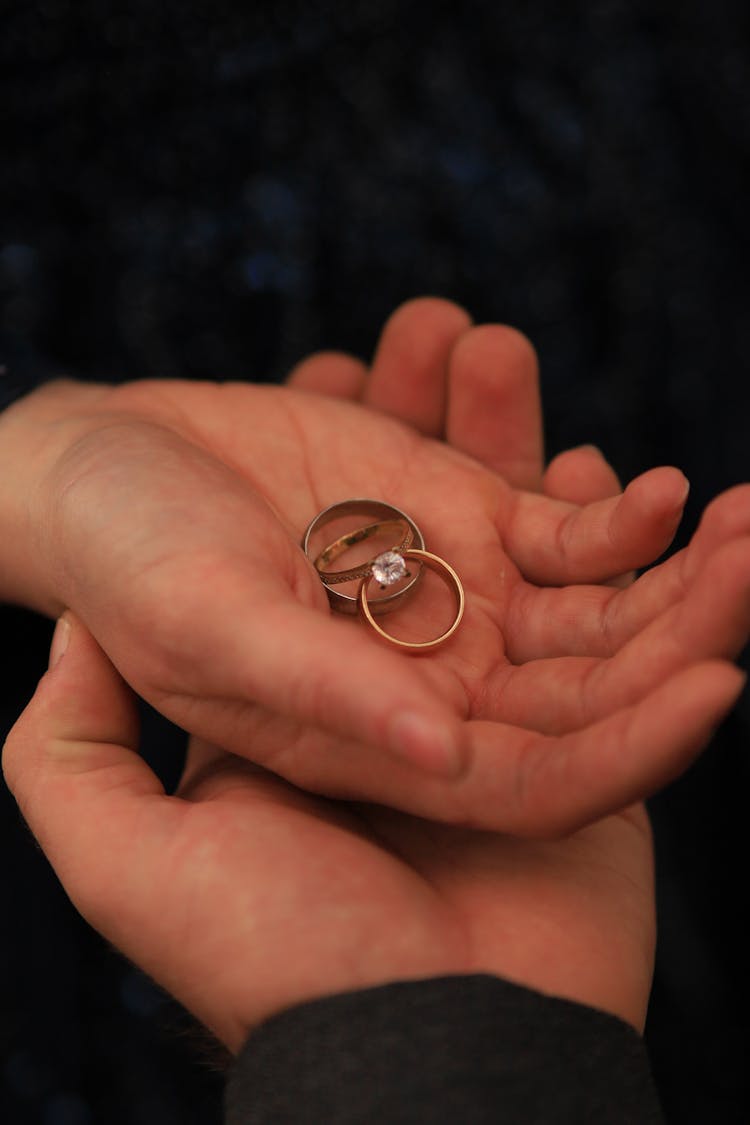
(358, 548, 465, 651)
(315, 519, 413, 584)
(302, 499, 425, 616)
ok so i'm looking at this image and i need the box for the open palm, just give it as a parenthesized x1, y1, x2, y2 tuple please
(11, 300, 748, 833)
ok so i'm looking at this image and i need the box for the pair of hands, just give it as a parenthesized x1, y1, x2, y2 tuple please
(3, 298, 749, 1053)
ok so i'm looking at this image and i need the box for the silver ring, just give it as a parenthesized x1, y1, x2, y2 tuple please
(302, 499, 425, 616)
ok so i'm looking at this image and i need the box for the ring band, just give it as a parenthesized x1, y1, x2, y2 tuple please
(315, 519, 414, 584)
(302, 499, 425, 616)
(358, 548, 465, 651)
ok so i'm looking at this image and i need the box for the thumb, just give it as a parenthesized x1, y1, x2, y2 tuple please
(2, 612, 164, 919)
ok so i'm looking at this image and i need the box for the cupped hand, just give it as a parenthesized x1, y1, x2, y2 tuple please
(2, 615, 657, 1052)
(2, 299, 747, 833)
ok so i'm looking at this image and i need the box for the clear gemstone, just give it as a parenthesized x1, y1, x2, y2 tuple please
(371, 550, 407, 586)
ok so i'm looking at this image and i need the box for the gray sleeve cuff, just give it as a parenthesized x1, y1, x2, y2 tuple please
(225, 974, 664, 1124)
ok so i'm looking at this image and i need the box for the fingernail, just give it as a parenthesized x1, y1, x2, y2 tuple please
(49, 615, 71, 670)
(664, 468, 690, 507)
(678, 475, 691, 505)
(387, 712, 464, 778)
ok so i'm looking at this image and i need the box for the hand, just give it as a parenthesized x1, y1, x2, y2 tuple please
(2, 614, 657, 1053)
(287, 296, 626, 513)
(288, 298, 634, 597)
(1, 299, 747, 832)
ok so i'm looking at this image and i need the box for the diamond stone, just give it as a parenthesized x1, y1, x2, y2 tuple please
(371, 550, 407, 586)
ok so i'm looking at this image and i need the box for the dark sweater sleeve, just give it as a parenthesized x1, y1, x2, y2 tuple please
(225, 974, 664, 1124)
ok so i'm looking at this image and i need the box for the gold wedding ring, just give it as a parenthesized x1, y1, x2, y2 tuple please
(358, 549, 465, 651)
(302, 499, 425, 616)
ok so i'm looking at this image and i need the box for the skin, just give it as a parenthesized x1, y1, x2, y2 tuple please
(3, 612, 659, 1052)
(2, 299, 747, 1065)
(0, 299, 748, 835)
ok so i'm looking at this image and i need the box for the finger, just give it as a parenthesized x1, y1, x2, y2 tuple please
(144, 569, 469, 781)
(474, 660, 746, 837)
(285, 351, 368, 399)
(230, 662, 745, 837)
(487, 538, 750, 734)
(363, 297, 472, 436)
(543, 445, 632, 590)
(2, 614, 166, 915)
(506, 577, 667, 664)
(543, 445, 622, 505)
(681, 483, 750, 582)
(505, 466, 690, 585)
(584, 536, 750, 711)
(446, 324, 544, 490)
(506, 492, 750, 663)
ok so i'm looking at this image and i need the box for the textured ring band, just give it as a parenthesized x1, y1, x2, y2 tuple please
(315, 519, 413, 584)
(301, 499, 425, 616)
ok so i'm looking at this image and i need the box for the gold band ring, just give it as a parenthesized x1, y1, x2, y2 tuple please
(301, 499, 425, 616)
(315, 519, 414, 584)
(358, 548, 465, 651)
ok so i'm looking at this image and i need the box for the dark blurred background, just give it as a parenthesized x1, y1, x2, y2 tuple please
(1, 2, 749, 1121)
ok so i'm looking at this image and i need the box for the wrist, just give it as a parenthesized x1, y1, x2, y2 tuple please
(0, 379, 135, 611)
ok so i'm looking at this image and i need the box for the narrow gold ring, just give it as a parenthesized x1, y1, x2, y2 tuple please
(358, 548, 465, 651)
(301, 499, 425, 616)
(315, 519, 414, 584)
